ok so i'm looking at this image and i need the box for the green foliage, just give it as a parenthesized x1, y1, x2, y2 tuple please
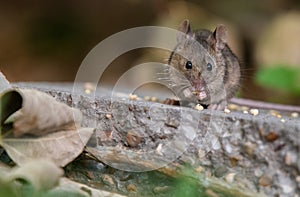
(170, 175, 204, 197)
(255, 65, 300, 95)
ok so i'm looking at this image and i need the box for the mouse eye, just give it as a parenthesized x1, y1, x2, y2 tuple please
(206, 63, 213, 71)
(185, 61, 193, 70)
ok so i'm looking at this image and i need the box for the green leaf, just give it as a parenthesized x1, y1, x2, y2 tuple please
(255, 65, 300, 95)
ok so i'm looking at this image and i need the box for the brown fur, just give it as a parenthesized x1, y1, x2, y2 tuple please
(168, 20, 240, 110)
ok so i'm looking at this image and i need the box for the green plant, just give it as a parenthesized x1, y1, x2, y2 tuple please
(255, 65, 300, 95)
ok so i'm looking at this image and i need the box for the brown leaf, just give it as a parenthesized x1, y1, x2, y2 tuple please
(1, 128, 94, 167)
(0, 71, 11, 92)
(10, 89, 82, 137)
(52, 177, 126, 197)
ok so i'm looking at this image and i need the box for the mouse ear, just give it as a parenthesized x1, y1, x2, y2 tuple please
(212, 24, 228, 51)
(177, 19, 193, 43)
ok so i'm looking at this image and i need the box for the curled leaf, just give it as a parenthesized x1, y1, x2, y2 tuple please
(8, 89, 82, 137)
(47, 178, 126, 197)
(1, 128, 94, 167)
(0, 90, 22, 134)
(0, 71, 11, 92)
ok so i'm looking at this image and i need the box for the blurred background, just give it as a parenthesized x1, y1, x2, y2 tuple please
(0, 0, 299, 104)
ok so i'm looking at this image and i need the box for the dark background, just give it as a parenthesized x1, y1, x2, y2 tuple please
(1, 0, 300, 104)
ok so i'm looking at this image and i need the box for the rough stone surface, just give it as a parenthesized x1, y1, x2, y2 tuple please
(14, 83, 300, 196)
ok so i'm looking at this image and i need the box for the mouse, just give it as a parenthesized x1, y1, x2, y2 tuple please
(164, 19, 241, 110)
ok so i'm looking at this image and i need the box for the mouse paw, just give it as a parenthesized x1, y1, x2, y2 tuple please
(208, 101, 227, 110)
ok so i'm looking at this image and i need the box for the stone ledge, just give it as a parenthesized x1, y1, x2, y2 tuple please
(14, 82, 300, 196)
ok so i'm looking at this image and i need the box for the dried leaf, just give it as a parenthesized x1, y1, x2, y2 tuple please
(7, 159, 63, 192)
(0, 71, 11, 92)
(0, 90, 22, 134)
(47, 177, 126, 197)
(0, 161, 11, 178)
(9, 89, 82, 137)
(1, 128, 94, 167)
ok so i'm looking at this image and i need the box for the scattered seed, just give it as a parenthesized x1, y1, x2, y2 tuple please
(144, 96, 150, 101)
(291, 112, 299, 118)
(84, 89, 92, 94)
(281, 119, 286, 123)
(150, 96, 157, 102)
(224, 108, 231, 114)
(129, 93, 138, 100)
(105, 114, 112, 119)
(194, 104, 204, 111)
(227, 104, 238, 111)
(240, 106, 249, 111)
(249, 108, 259, 116)
(269, 110, 277, 116)
(84, 82, 95, 94)
(225, 173, 236, 183)
(243, 110, 248, 114)
(296, 176, 300, 182)
(126, 184, 137, 192)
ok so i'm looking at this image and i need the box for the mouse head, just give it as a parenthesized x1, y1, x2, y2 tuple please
(168, 19, 229, 104)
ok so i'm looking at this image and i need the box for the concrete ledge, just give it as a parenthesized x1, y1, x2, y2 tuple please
(14, 82, 300, 196)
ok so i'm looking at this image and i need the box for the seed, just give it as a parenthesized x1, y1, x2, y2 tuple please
(129, 93, 138, 100)
(224, 108, 231, 114)
(150, 96, 157, 102)
(84, 82, 95, 94)
(249, 108, 259, 116)
(84, 89, 92, 94)
(240, 106, 249, 111)
(105, 114, 112, 119)
(291, 112, 299, 118)
(269, 110, 279, 117)
(228, 104, 238, 111)
(225, 173, 236, 183)
(144, 96, 150, 101)
(195, 104, 204, 111)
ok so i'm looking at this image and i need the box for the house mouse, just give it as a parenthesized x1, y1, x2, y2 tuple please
(165, 19, 241, 110)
